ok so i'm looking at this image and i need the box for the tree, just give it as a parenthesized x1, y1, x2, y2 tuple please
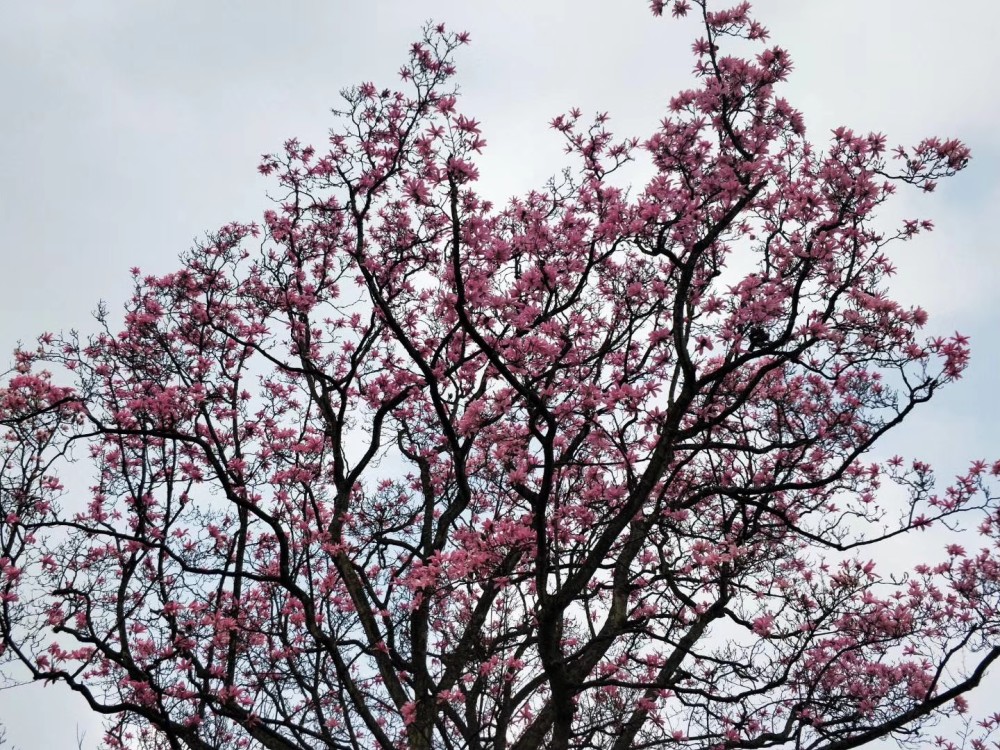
(1, 1, 997, 748)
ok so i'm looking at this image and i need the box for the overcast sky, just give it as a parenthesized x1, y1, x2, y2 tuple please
(1, 1, 998, 747)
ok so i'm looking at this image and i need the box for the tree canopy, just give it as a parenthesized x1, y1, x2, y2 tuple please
(2, 2, 997, 749)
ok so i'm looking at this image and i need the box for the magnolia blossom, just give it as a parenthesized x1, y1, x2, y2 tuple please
(1, 3, 997, 750)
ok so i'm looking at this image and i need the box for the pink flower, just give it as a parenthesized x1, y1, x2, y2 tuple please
(446, 156, 479, 183)
(752, 615, 775, 635)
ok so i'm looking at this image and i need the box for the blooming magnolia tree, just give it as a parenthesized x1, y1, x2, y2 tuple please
(2, 2, 998, 749)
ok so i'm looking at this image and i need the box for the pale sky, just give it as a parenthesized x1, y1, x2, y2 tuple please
(1, 2, 998, 747)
